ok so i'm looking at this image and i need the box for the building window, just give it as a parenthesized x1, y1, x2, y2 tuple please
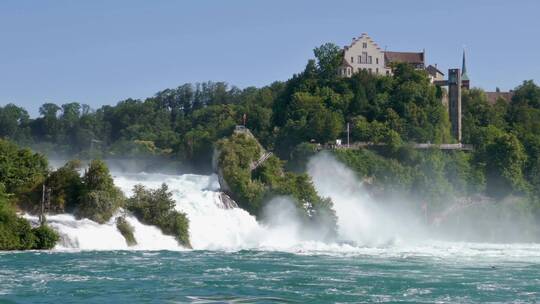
(362, 42, 367, 48)
(368, 68, 372, 74)
(368, 56, 372, 64)
(358, 55, 362, 64)
(386, 70, 390, 76)
(362, 52, 367, 64)
(376, 68, 379, 74)
(351, 56, 354, 63)
(376, 58, 379, 64)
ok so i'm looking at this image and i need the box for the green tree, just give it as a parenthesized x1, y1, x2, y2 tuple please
(76, 160, 124, 223)
(0, 139, 48, 195)
(0, 104, 31, 142)
(127, 184, 190, 247)
(46, 160, 84, 213)
(313, 43, 343, 80)
(484, 133, 528, 197)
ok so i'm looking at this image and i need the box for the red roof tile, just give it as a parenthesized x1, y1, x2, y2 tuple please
(384, 51, 424, 66)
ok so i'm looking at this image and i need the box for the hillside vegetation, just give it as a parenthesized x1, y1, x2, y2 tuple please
(217, 132, 337, 239)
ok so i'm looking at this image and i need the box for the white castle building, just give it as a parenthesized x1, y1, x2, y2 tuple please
(338, 33, 444, 82)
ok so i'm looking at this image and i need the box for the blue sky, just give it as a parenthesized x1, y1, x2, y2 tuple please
(1, 0, 538, 116)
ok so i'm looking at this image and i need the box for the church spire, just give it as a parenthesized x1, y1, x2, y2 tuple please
(461, 49, 469, 81)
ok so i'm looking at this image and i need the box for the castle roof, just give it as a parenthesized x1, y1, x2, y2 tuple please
(344, 33, 383, 51)
(384, 51, 425, 66)
(426, 65, 444, 76)
(461, 50, 469, 81)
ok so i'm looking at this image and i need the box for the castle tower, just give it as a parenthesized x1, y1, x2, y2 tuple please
(448, 69, 462, 142)
(461, 50, 470, 89)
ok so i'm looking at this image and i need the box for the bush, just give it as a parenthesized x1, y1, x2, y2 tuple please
(46, 160, 84, 213)
(0, 139, 48, 194)
(127, 184, 191, 248)
(0, 186, 59, 250)
(32, 225, 60, 250)
(77, 189, 124, 224)
(159, 212, 190, 248)
(116, 216, 137, 246)
(0, 195, 34, 250)
(76, 160, 125, 223)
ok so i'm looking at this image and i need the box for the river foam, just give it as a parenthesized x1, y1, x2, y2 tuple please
(24, 213, 181, 251)
(26, 161, 540, 258)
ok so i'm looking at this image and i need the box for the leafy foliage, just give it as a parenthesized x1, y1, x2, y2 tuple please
(116, 216, 137, 246)
(0, 184, 59, 250)
(0, 139, 48, 194)
(217, 133, 337, 239)
(76, 160, 125, 224)
(46, 160, 84, 213)
(127, 184, 190, 248)
(31, 224, 60, 250)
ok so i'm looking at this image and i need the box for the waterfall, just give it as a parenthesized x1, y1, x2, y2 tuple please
(113, 173, 263, 250)
(26, 172, 266, 251)
(24, 213, 181, 251)
(23, 156, 538, 253)
(30, 154, 423, 251)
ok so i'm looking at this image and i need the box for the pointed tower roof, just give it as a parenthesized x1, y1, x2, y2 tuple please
(461, 49, 469, 81)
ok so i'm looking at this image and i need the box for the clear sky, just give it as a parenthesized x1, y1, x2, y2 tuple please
(1, 0, 538, 116)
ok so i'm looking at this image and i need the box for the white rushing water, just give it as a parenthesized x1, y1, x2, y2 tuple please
(29, 157, 540, 259)
(34, 170, 345, 252)
(24, 212, 181, 251)
(25, 173, 264, 251)
(114, 173, 264, 250)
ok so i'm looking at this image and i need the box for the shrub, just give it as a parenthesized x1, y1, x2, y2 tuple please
(77, 189, 124, 224)
(76, 160, 125, 223)
(0, 194, 33, 250)
(116, 216, 137, 246)
(127, 184, 191, 248)
(46, 160, 83, 213)
(0, 139, 48, 194)
(0, 186, 59, 250)
(32, 225, 60, 250)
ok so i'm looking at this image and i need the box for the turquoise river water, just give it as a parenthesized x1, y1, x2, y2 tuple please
(1, 245, 539, 303)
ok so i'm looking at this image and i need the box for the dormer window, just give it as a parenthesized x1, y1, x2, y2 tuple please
(362, 42, 367, 48)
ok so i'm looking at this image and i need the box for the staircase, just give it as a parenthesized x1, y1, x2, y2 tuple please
(250, 152, 273, 171)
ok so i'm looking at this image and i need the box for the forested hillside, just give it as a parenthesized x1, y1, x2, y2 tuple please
(0, 44, 453, 170)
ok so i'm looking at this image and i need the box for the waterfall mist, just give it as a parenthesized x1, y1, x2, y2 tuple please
(307, 152, 428, 246)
